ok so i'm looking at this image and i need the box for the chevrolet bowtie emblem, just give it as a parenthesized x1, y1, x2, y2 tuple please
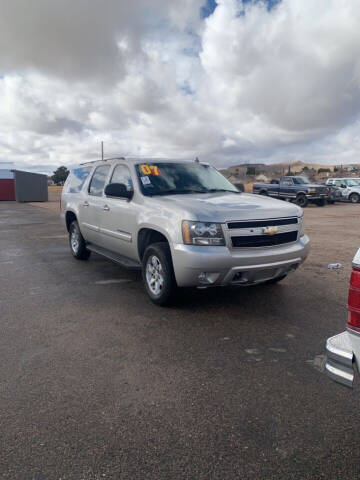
(263, 226, 278, 235)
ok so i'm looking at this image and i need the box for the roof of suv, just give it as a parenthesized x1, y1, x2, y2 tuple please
(80, 157, 206, 167)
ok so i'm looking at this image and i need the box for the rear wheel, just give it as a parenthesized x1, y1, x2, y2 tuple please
(349, 192, 360, 204)
(259, 190, 268, 196)
(315, 198, 327, 206)
(69, 220, 91, 260)
(142, 242, 177, 306)
(296, 194, 308, 208)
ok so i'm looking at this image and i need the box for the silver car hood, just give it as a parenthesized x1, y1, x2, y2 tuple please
(153, 192, 301, 222)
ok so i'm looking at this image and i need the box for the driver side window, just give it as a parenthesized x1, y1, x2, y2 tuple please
(110, 164, 133, 191)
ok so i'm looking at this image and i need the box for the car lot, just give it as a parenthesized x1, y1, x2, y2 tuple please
(0, 201, 360, 479)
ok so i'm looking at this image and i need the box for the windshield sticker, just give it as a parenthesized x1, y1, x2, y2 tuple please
(141, 175, 151, 185)
(140, 164, 161, 176)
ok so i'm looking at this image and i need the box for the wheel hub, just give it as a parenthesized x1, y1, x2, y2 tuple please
(71, 228, 79, 253)
(146, 255, 164, 296)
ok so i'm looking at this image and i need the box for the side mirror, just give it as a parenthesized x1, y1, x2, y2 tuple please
(104, 183, 133, 199)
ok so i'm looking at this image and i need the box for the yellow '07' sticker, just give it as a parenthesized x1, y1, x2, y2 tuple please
(140, 164, 161, 176)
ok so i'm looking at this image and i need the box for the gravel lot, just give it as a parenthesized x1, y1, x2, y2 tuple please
(0, 201, 360, 479)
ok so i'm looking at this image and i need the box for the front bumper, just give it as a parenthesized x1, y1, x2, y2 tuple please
(326, 331, 355, 388)
(306, 194, 329, 200)
(171, 234, 309, 287)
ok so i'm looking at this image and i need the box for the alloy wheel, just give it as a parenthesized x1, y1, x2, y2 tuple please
(146, 255, 164, 296)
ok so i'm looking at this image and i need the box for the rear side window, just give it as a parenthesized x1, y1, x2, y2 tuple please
(283, 179, 293, 186)
(110, 164, 133, 191)
(89, 165, 110, 196)
(66, 166, 92, 193)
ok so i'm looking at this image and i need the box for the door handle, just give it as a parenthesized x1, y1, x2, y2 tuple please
(102, 205, 110, 211)
(83, 201, 89, 207)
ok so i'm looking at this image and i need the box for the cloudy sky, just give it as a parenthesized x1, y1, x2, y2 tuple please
(1, 0, 360, 173)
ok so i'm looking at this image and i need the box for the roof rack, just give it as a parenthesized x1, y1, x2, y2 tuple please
(80, 157, 125, 166)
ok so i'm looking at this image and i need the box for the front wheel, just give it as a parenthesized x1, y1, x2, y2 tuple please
(142, 242, 177, 306)
(69, 220, 91, 260)
(296, 195, 308, 208)
(349, 193, 360, 204)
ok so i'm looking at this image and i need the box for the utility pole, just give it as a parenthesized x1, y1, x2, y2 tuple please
(101, 141, 104, 161)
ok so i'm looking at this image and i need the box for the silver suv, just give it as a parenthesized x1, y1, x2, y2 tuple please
(61, 158, 309, 305)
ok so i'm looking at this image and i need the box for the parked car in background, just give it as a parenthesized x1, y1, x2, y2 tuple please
(253, 176, 329, 207)
(326, 178, 360, 203)
(326, 248, 360, 387)
(61, 158, 309, 305)
(323, 184, 342, 204)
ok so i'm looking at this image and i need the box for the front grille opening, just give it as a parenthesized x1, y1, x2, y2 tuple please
(228, 217, 298, 229)
(231, 231, 298, 248)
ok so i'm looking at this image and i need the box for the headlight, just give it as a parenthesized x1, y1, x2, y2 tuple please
(298, 214, 305, 237)
(182, 221, 225, 246)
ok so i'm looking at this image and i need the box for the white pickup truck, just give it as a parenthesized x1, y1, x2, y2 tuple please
(326, 178, 360, 203)
(61, 158, 310, 305)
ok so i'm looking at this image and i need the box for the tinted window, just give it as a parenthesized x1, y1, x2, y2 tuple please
(89, 165, 110, 196)
(66, 166, 92, 193)
(110, 164, 133, 191)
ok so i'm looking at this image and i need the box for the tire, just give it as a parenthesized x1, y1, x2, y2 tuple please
(315, 198, 327, 207)
(327, 200, 334, 205)
(262, 274, 287, 285)
(259, 190, 268, 196)
(296, 194, 308, 208)
(69, 220, 91, 260)
(142, 242, 177, 306)
(349, 193, 360, 204)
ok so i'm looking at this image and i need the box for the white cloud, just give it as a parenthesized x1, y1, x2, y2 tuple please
(0, 0, 360, 172)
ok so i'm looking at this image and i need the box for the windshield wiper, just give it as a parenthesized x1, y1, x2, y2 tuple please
(153, 189, 209, 196)
(150, 188, 239, 196)
(205, 188, 240, 193)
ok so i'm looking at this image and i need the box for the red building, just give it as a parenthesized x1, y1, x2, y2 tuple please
(0, 169, 15, 201)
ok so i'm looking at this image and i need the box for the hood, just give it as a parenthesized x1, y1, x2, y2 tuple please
(304, 184, 327, 189)
(153, 192, 301, 222)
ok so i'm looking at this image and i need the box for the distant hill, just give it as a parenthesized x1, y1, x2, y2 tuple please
(220, 160, 359, 178)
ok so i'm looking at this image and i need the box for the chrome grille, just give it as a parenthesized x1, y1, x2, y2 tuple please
(227, 217, 298, 248)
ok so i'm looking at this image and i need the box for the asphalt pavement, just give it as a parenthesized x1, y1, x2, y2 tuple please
(1, 201, 360, 480)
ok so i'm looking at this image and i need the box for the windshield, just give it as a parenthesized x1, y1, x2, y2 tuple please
(135, 162, 239, 196)
(293, 177, 310, 185)
(345, 179, 359, 186)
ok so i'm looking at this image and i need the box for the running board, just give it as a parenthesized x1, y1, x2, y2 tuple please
(87, 244, 141, 270)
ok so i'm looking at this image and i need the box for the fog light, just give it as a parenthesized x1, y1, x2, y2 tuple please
(198, 272, 219, 285)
